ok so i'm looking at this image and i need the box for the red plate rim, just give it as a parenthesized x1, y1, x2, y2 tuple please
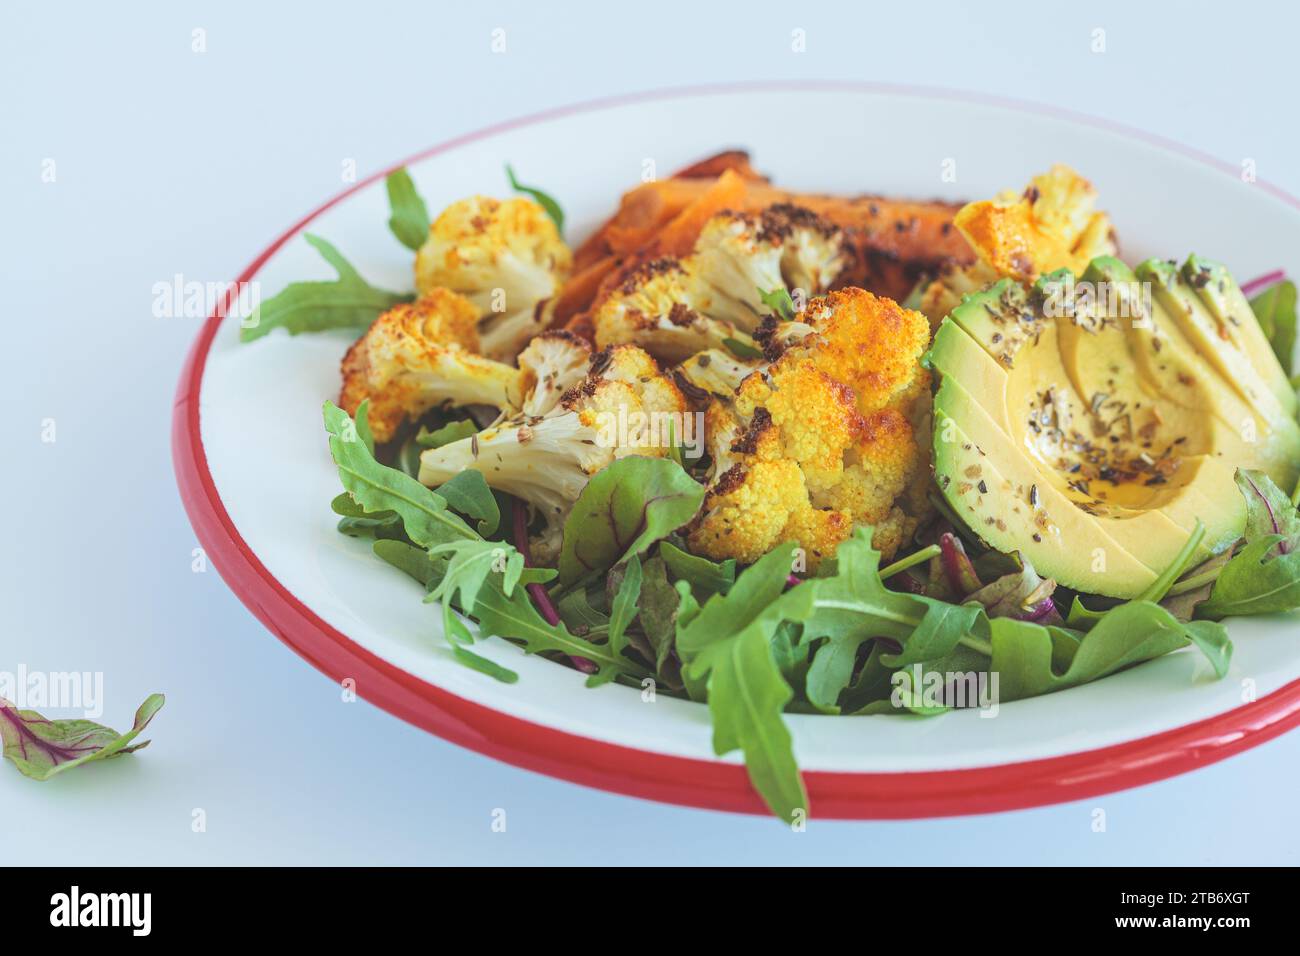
(171, 80, 1300, 819)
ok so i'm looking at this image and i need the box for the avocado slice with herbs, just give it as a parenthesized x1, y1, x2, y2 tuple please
(928, 256, 1280, 599)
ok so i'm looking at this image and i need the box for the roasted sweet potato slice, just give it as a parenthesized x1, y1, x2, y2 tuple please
(672, 150, 768, 182)
(551, 256, 618, 324)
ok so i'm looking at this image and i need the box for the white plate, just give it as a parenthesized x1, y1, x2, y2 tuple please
(176, 84, 1300, 816)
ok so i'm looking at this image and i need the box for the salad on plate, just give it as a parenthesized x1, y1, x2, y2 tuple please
(240, 151, 1300, 819)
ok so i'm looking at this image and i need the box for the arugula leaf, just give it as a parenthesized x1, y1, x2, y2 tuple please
(505, 164, 565, 234)
(1182, 620, 1234, 678)
(394, 436, 423, 479)
(355, 401, 377, 454)
(606, 555, 643, 656)
(786, 529, 984, 713)
(882, 667, 951, 716)
(332, 491, 404, 540)
(1250, 280, 1297, 376)
(659, 541, 734, 597)
(839, 642, 899, 714)
(677, 545, 816, 820)
(2, 694, 164, 781)
(758, 286, 797, 321)
(435, 470, 500, 536)
(991, 603, 1230, 700)
(373, 539, 443, 588)
(416, 419, 478, 449)
(770, 621, 811, 692)
(1067, 595, 1108, 628)
(638, 556, 683, 680)
(878, 599, 985, 668)
(557, 457, 705, 586)
(327, 401, 523, 653)
(795, 529, 978, 656)
(472, 576, 646, 686)
(451, 645, 519, 684)
(556, 588, 609, 632)
(804, 633, 871, 713)
(427, 539, 524, 642)
(722, 337, 764, 361)
(1200, 535, 1300, 618)
(324, 402, 476, 549)
(240, 235, 412, 342)
(385, 167, 431, 251)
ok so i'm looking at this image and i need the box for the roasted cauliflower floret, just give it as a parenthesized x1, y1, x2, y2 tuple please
(775, 288, 933, 422)
(415, 196, 573, 361)
(512, 330, 592, 416)
(688, 460, 850, 567)
(918, 165, 1117, 325)
(687, 288, 933, 569)
(339, 289, 521, 444)
(674, 348, 759, 404)
(594, 205, 845, 364)
(418, 344, 690, 561)
(690, 205, 845, 327)
(592, 259, 746, 365)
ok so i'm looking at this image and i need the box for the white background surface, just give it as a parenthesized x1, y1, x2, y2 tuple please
(4, 0, 1300, 864)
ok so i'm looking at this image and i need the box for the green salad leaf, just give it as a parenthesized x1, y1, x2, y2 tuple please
(1250, 280, 1297, 376)
(434, 470, 500, 537)
(472, 576, 645, 687)
(1200, 535, 1300, 618)
(426, 539, 524, 644)
(1198, 470, 1300, 618)
(758, 287, 797, 321)
(677, 545, 815, 821)
(556, 588, 609, 632)
(659, 541, 734, 598)
(325, 401, 477, 549)
(722, 337, 764, 361)
(450, 646, 519, 683)
(607, 555, 643, 655)
(241, 235, 412, 342)
(557, 457, 705, 586)
(373, 538, 443, 588)
(416, 419, 477, 449)
(637, 556, 682, 679)
(990, 605, 1228, 700)
(385, 167, 431, 251)
(1235, 469, 1300, 553)
(328, 402, 638, 684)
(804, 632, 872, 713)
(332, 491, 404, 540)
(2, 694, 164, 781)
(505, 164, 565, 234)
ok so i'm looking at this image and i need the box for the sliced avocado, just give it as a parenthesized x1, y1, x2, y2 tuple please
(934, 367, 1227, 587)
(929, 258, 1270, 599)
(1081, 257, 1298, 490)
(1130, 258, 1300, 489)
(933, 378, 1159, 597)
(1183, 254, 1295, 416)
(1139, 258, 1292, 426)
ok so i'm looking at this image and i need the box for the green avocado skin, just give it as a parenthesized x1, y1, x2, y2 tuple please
(927, 255, 1285, 597)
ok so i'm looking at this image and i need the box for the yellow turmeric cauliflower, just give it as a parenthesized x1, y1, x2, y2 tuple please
(415, 196, 572, 361)
(918, 165, 1117, 325)
(339, 289, 521, 444)
(418, 344, 689, 561)
(687, 288, 932, 569)
(594, 205, 845, 364)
